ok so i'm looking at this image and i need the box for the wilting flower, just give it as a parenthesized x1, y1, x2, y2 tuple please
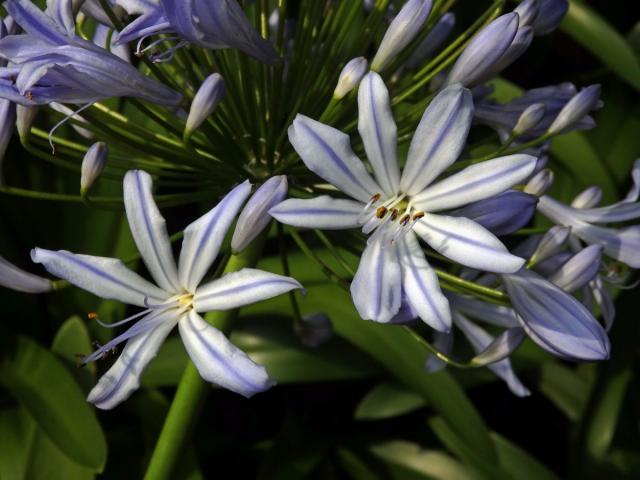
(536, 159, 640, 268)
(32, 170, 302, 409)
(0, 0, 181, 106)
(271, 72, 536, 331)
(116, 0, 278, 64)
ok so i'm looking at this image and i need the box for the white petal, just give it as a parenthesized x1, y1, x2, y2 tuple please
(350, 237, 402, 323)
(123, 170, 180, 293)
(453, 312, 530, 397)
(400, 85, 474, 195)
(179, 311, 273, 397)
(413, 214, 525, 273)
(0, 255, 51, 293)
(31, 248, 167, 306)
(87, 314, 177, 409)
(358, 72, 400, 197)
(412, 154, 536, 212)
(193, 268, 302, 312)
(288, 115, 382, 202)
(269, 196, 364, 229)
(548, 245, 602, 293)
(178, 181, 251, 291)
(398, 234, 451, 331)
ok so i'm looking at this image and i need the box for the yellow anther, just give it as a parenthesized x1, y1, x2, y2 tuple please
(375, 206, 388, 218)
(390, 209, 399, 221)
(399, 214, 411, 225)
(412, 211, 425, 221)
(370, 193, 381, 203)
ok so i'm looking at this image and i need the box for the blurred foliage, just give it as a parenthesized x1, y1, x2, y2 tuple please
(0, 0, 639, 479)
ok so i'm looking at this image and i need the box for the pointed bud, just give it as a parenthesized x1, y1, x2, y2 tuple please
(548, 84, 601, 135)
(549, 244, 603, 293)
(524, 168, 554, 195)
(532, 0, 569, 35)
(231, 176, 288, 253)
(371, 0, 433, 72)
(530, 225, 571, 264)
(571, 186, 602, 209)
(333, 57, 368, 99)
(297, 313, 333, 348)
(0, 255, 51, 293)
(80, 142, 108, 195)
(514, 0, 541, 27)
(513, 103, 546, 135)
(185, 73, 226, 137)
(16, 105, 38, 139)
(444, 13, 519, 87)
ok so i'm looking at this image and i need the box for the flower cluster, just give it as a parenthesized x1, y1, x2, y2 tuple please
(0, 0, 636, 411)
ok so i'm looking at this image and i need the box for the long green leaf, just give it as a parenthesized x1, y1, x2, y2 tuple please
(562, 1, 640, 91)
(0, 333, 107, 471)
(491, 432, 559, 480)
(355, 382, 426, 420)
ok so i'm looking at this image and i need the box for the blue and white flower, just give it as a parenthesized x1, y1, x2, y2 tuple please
(271, 71, 536, 332)
(32, 170, 302, 409)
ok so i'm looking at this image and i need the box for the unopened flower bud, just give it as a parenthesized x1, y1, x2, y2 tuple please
(16, 105, 38, 139)
(371, 0, 433, 72)
(231, 176, 288, 253)
(549, 244, 603, 293)
(514, 0, 541, 27)
(524, 168, 554, 196)
(185, 73, 226, 137)
(548, 84, 601, 135)
(532, 0, 569, 35)
(571, 186, 602, 209)
(531, 225, 571, 264)
(444, 13, 519, 87)
(333, 57, 368, 100)
(80, 142, 108, 195)
(0, 255, 51, 293)
(513, 103, 546, 135)
(297, 313, 333, 348)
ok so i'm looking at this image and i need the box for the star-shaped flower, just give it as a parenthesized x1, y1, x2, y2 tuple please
(33, 170, 302, 409)
(271, 72, 536, 332)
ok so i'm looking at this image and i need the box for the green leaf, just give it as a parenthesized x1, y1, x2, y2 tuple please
(0, 405, 36, 480)
(561, 1, 640, 91)
(355, 382, 426, 420)
(336, 449, 379, 480)
(370, 440, 480, 480)
(52, 316, 96, 389)
(538, 362, 590, 421)
(491, 432, 560, 480)
(0, 333, 107, 471)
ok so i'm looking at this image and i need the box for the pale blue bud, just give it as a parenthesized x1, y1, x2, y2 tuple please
(571, 186, 602, 209)
(514, 103, 546, 135)
(371, 0, 433, 72)
(533, 0, 569, 35)
(514, 0, 540, 27)
(406, 12, 455, 68)
(444, 13, 519, 87)
(549, 245, 603, 293)
(333, 57, 368, 100)
(524, 168, 554, 195)
(531, 225, 571, 264)
(231, 176, 288, 252)
(80, 142, 108, 194)
(548, 84, 601, 135)
(185, 73, 226, 136)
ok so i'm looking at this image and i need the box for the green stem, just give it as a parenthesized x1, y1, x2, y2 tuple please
(143, 237, 266, 480)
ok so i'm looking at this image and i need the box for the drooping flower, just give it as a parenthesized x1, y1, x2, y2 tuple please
(116, 0, 279, 64)
(271, 71, 536, 332)
(32, 170, 302, 409)
(0, 0, 181, 106)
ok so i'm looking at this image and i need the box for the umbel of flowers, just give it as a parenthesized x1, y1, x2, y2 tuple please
(0, 0, 636, 476)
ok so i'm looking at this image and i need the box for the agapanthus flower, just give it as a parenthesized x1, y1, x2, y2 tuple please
(0, 254, 52, 293)
(115, 0, 278, 64)
(0, 0, 181, 106)
(535, 159, 640, 268)
(271, 71, 536, 331)
(32, 170, 302, 409)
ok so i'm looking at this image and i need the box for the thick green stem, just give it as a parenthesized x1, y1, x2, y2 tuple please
(143, 237, 266, 480)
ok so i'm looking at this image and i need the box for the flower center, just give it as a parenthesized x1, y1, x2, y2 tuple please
(359, 193, 425, 244)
